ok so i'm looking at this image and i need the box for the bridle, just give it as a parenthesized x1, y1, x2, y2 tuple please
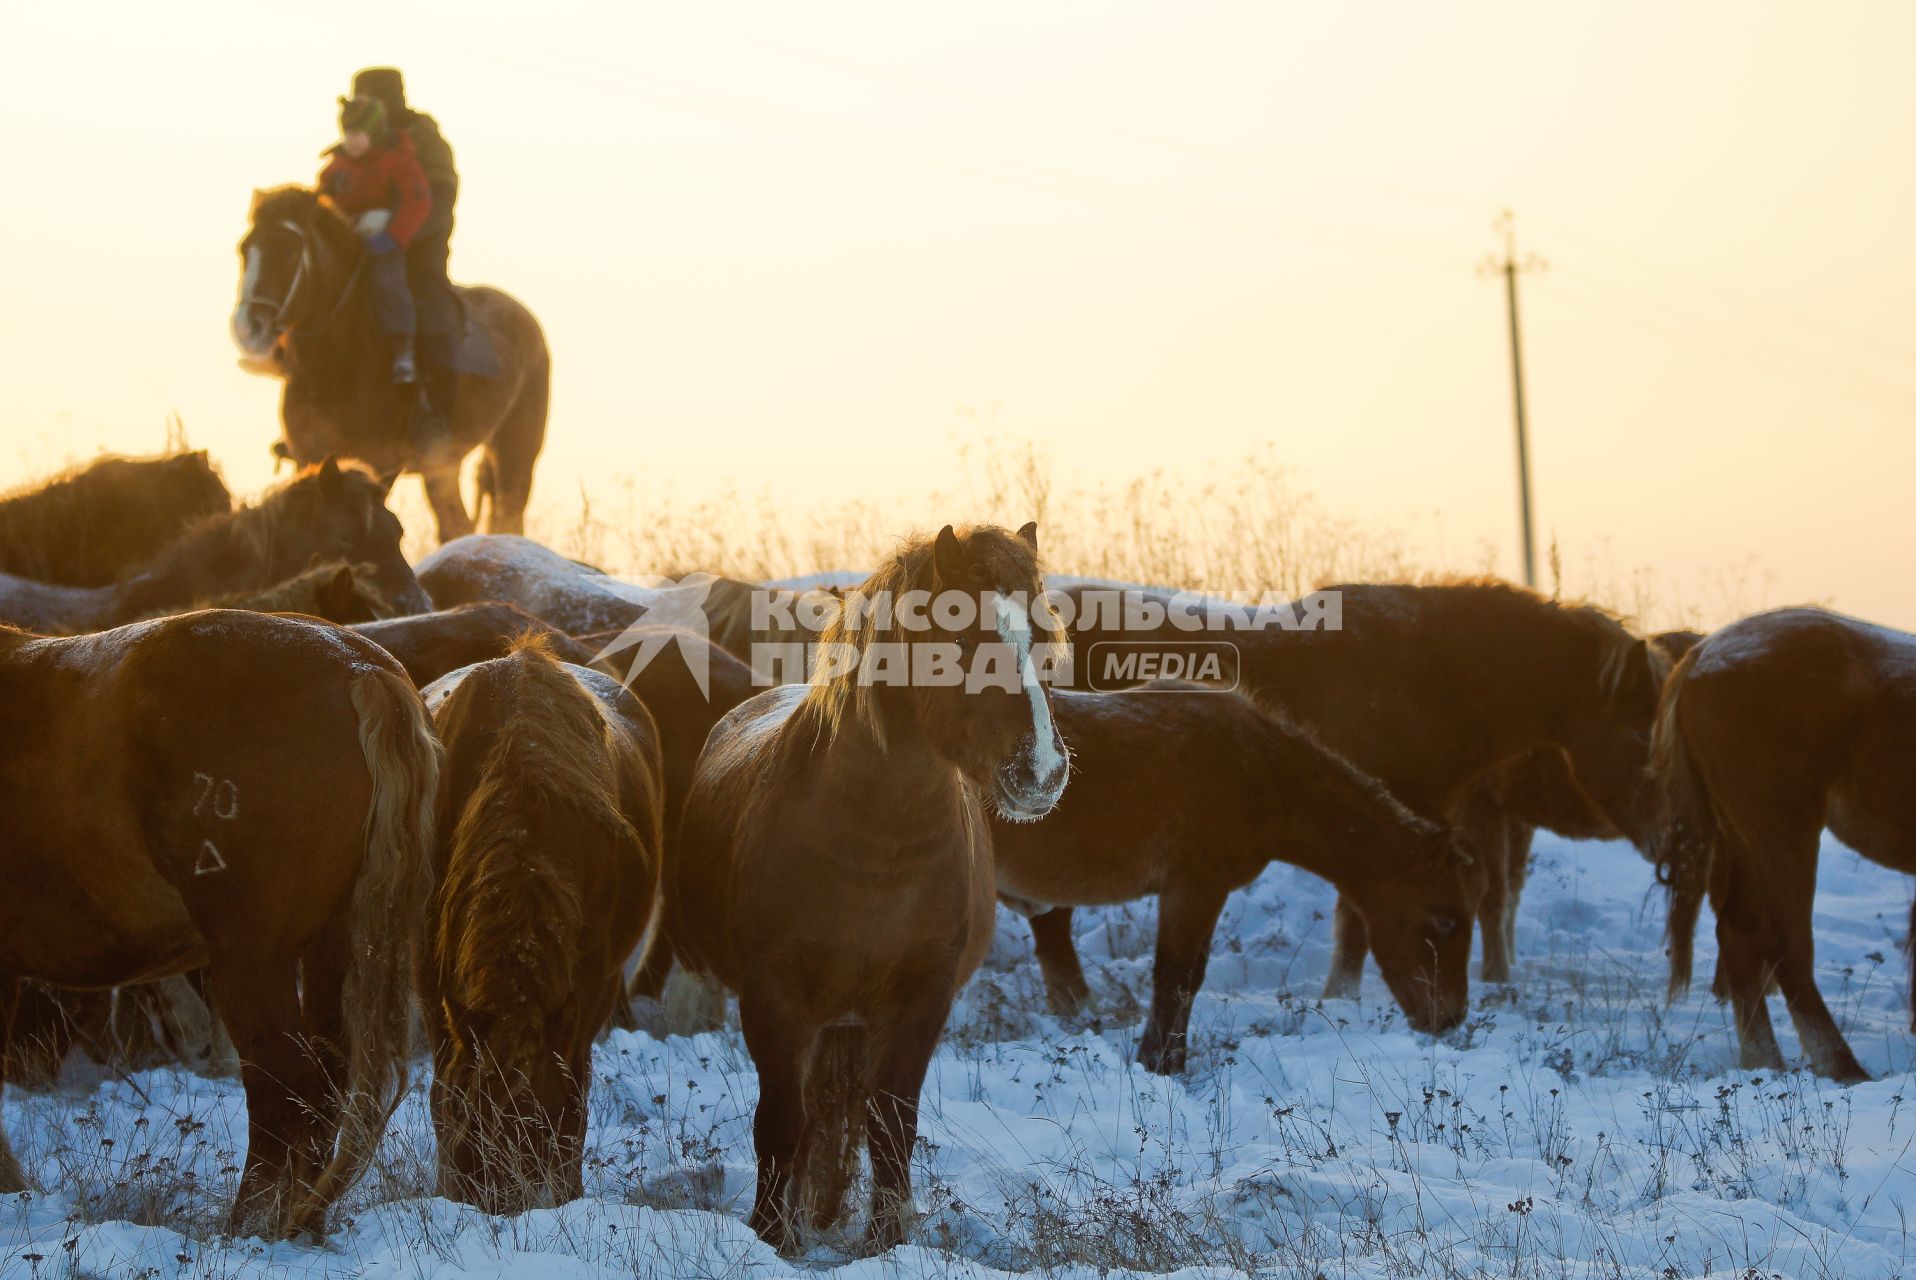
(239, 218, 365, 337)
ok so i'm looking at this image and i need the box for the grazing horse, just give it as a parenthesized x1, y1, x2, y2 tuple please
(1063, 580, 1668, 998)
(0, 458, 430, 633)
(231, 186, 549, 543)
(421, 640, 664, 1212)
(995, 683, 1476, 1073)
(671, 523, 1068, 1254)
(0, 450, 231, 586)
(1655, 608, 1916, 1083)
(0, 611, 440, 1237)
(354, 601, 596, 687)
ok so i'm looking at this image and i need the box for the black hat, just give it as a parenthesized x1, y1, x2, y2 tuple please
(351, 67, 407, 118)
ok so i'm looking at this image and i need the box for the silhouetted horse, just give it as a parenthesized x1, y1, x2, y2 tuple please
(1655, 608, 1916, 1083)
(0, 450, 231, 586)
(995, 683, 1475, 1072)
(0, 611, 440, 1237)
(1063, 580, 1668, 999)
(670, 523, 1067, 1253)
(0, 458, 430, 632)
(422, 639, 664, 1211)
(233, 186, 549, 542)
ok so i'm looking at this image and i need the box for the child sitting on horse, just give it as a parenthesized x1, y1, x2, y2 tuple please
(318, 94, 432, 385)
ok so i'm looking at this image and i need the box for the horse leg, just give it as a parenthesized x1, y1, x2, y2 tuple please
(1503, 822, 1534, 964)
(1711, 865, 1786, 1073)
(1028, 908, 1092, 1016)
(211, 957, 332, 1239)
(1477, 820, 1513, 985)
(288, 927, 351, 1223)
(863, 996, 949, 1254)
(1321, 895, 1369, 1001)
(628, 922, 676, 1003)
(420, 466, 476, 545)
(480, 355, 548, 536)
(0, 977, 27, 1192)
(1766, 856, 1871, 1083)
(739, 989, 815, 1254)
(1137, 886, 1230, 1075)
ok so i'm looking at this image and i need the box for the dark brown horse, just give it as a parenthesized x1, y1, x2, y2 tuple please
(1655, 608, 1916, 1083)
(0, 458, 430, 632)
(421, 639, 664, 1211)
(353, 601, 596, 687)
(1062, 580, 1668, 999)
(0, 610, 440, 1236)
(232, 186, 549, 543)
(995, 683, 1475, 1073)
(670, 523, 1068, 1254)
(580, 626, 758, 1009)
(0, 450, 231, 586)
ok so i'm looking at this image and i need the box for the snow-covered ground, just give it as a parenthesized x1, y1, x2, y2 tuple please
(5, 833, 1913, 1279)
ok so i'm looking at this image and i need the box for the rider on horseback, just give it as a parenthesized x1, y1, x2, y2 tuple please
(350, 68, 459, 448)
(319, 95, 431, 388)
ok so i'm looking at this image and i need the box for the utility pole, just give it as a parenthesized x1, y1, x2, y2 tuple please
(1480, 210, 1546, 589)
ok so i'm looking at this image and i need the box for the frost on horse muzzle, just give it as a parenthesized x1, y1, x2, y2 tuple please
(990, 594, 1070, 821)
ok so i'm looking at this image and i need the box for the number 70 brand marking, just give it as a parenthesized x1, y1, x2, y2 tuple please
(192, 772, 240, 821)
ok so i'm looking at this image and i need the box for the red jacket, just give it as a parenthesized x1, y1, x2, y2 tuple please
(318, 132, 432, 248)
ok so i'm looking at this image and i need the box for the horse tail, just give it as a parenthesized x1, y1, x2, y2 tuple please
(801, 1023, 870, 1232)
(1650, 646, 1714, 1005)
(294, 665, 442, 1232)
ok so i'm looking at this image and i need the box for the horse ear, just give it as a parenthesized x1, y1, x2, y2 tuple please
(317, 455, 342, 490)
(1017, 521, 1039, 551)
(373, 469, 399, 497)
(933, 524, 967, 585)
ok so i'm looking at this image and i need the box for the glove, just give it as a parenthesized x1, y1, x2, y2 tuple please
(365, 231, 399, 256)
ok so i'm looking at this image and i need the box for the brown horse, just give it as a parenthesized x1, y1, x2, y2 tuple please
(232, 186, 549, 542)
(421, 639, 664, 1211)
(1655, 607, 1916, 1083)
(0, 458, 430, 632)
(671, 523, 1068, 1253)
(580, 626, 758, 1008)
(353, 601, 596, 686)
(996, 682, 1475, 1073)
(1463, 628, 1706, 983)
(1062, 579, 1668, 999)
(0, 450, 231, 586)
(0, 610, 440, 1237)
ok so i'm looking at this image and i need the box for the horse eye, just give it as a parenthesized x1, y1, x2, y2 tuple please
(1431, 914, 1458, 937)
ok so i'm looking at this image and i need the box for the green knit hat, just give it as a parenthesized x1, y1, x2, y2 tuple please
(338, 94, 387, 139)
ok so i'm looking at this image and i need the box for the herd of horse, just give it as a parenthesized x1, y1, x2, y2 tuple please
(0, 449, 1911, 1254)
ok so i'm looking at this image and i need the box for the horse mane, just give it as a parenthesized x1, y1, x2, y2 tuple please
(250, 184, 356, 251)
(436, 637, 639, 1061)
(0, 450, 231, 585)
(801, 526, 1058, 750)
(1381, 576, 1664, 703)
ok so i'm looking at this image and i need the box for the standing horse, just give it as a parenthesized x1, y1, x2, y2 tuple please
(670, 523, 1068, 1253)
(994, 683, 1475, 1073)
(1655, 608, 1916, 1083)
(0, 610, 440, 1237)
(0, 450, 231, 586)
(231, 186, 549, 543)
(421, 639, 664, 1211)
(0, 458, 430, 632)
(1063, 579, 1668, 997)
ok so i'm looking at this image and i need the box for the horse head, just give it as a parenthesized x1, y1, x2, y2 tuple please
(1351, 822, 1477, 1036)
(834, 522, 1071, 820)
(263, 458, 431, 615)
(232, 186, 355, 359)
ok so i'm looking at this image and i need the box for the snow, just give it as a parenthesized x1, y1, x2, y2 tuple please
(5, 832, 1913, 1279)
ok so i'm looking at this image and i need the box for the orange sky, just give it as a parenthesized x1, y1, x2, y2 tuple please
(2, 2, 1911, 626)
